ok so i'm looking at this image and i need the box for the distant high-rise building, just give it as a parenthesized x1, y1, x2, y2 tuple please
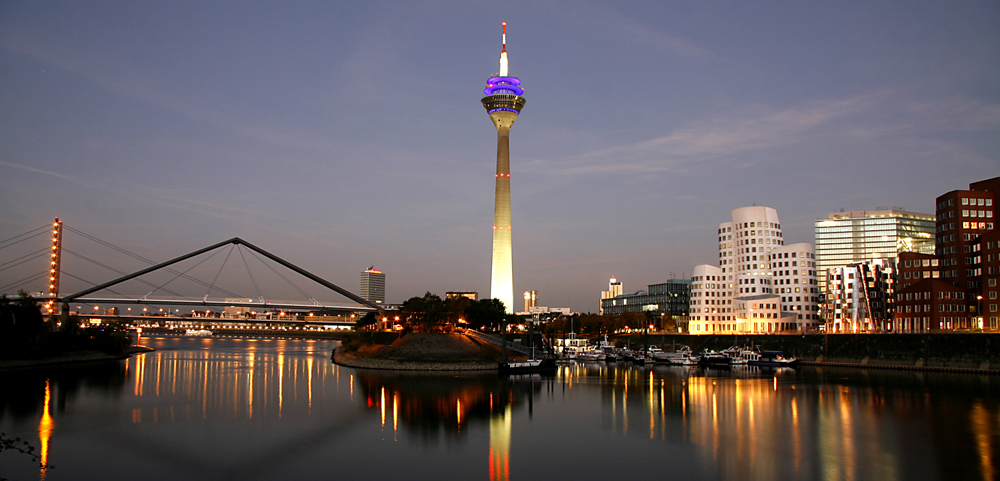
(814, 209, 935, 295)
(482, 22, 526, 314)
(599, 277, 623, 314)
(360, 267, 385, 304)
(690, 206, 818, 334)
(523, 290, 537, 312)
(446, 291, 479, 301)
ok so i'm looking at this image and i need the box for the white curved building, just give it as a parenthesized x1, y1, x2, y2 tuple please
(690, 206, 819, 334)
(689, 265, 731, 333)
(770, 243, 819, 324)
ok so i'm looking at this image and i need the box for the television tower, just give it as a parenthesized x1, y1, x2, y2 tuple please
(482, 22, 525, 314)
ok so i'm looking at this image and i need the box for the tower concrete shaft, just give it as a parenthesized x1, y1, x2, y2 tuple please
(481, 23, 525, 314)
(490, 111, 517, 313)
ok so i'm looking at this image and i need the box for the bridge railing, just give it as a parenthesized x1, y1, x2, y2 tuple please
(465, 329, 533, 355)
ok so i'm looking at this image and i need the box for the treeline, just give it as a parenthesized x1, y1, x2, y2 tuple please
(401, 292, 510, 332)
(0, 291, 132, 359)
(542, 311, 677, 336)
(356, 291, 677, 336)
(356, 292, 511, 332)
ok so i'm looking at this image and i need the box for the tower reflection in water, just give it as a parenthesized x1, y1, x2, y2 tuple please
(354, 372, 535, 481)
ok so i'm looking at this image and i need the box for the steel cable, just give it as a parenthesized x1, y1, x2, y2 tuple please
(237, 246, 263, 301)
(0, 227, 50, 251)
(64, 227, 246, 298)
(62, 248, 185, 297)
(0, 248, 50, 271)
(245, 248, 314, 301)
(0, 271, 48, 293)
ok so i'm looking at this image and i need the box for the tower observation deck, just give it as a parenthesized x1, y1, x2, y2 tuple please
(482, 22, 525, 314)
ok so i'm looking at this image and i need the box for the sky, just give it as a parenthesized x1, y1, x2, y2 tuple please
(1, 0, 998, 313)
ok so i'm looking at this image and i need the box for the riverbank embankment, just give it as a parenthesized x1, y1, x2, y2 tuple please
(0, 345, 153, 371)
(332, 333, 500, 371)
(618, 333, 1000, 374)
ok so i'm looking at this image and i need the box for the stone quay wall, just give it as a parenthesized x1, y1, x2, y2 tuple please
(617, 333, 1000, 373)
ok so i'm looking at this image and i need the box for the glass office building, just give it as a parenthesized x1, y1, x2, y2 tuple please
(814, 210, 935, 293)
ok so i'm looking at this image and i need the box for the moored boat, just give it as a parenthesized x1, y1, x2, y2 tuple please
(749, 351, 799, 367)
(721, 346, 749, 365)
(664, 345, 699, 365)
(698, 351, 733, 368)
(577, 349, 605, 362)
(499, 357, 557, 373)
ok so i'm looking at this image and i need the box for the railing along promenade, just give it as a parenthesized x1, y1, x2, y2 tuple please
(465, 329, 533, 355)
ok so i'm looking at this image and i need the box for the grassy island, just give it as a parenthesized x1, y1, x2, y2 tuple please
(333, 332, 511, 371)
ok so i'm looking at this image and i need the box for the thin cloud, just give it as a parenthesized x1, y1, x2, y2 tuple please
(537, 95, 868, 175)
(549, 0, 718, 61)
(0, 159, 74, 180)
(2, 31, 344, 156)
(532, 91, 1000, 176)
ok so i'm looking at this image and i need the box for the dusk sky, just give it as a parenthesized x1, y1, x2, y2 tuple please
(2, 1, 998, 313)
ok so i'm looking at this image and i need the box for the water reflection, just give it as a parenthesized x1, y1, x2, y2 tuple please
(353, 371, 541, 440)
(557, 362, 999, 481)
(0, 339, 997, 481)
(127, 337, 335, 422)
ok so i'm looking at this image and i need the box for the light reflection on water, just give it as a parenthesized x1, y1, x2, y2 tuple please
(0, 337, 997, 481)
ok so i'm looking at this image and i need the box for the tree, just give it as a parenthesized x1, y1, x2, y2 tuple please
(444, 295, 471, 325)
(355, 312, 378, 331)
(617, 311, 645, 333)
(401, 292, 445, 332)
(465, 298, 506, 331)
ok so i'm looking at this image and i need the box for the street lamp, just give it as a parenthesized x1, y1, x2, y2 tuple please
(977, 295, 984, 330)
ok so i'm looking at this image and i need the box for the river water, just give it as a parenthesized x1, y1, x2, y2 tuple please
(0, 337, 997, 481)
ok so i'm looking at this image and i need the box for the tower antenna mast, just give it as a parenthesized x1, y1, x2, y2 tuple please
(499, 22, 508, 76)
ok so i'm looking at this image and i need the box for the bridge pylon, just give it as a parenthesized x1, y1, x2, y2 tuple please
(46, 217, 63, 324)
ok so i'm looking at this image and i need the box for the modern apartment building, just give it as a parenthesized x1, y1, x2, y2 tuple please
(690, 206, 818, 334)
(689, 265, 730, 326)
(892, 176, 999, 332)
(897, 252, 941, 291)
(934, 178, 998, 290)
(770, 243, 821, 324)
(979, 230, 1000, 329)
(825, 258, 896, 332)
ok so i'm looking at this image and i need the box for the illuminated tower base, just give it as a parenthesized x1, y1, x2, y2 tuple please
(482, 23, 525, 314)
